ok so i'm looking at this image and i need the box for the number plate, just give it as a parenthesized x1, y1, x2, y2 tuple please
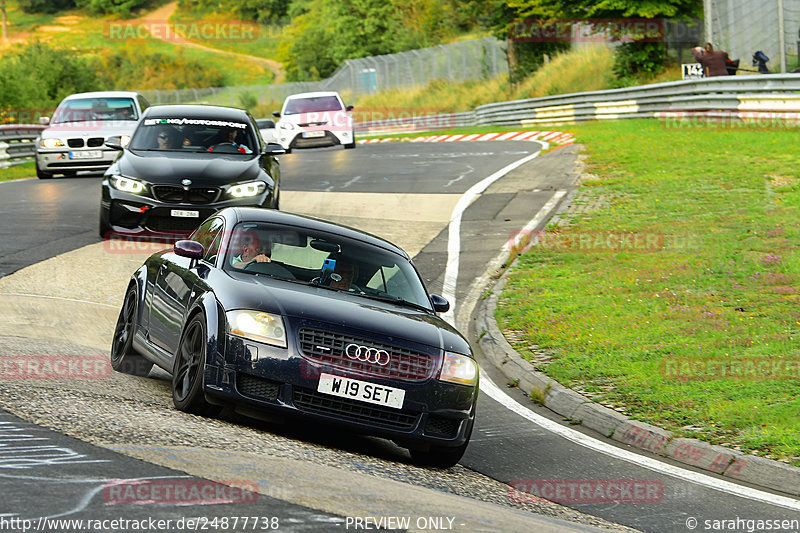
(69, 150, 102, 159)
(302, 131, 325, 138)
(317, 373, 405, 409)
(171, 209, 199, 218)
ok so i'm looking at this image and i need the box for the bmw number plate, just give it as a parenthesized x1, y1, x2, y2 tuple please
(171, 209, 199, 218)
(69, 150, 102, 159)
(317, 373, 405, 409)
(302, 131, 325, 138)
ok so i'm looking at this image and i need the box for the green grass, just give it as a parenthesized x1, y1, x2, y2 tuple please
(496, 119, 800, 465)
(0, 162, 35, 182)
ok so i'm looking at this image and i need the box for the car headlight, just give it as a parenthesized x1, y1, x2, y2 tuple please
(278, 122, 295, 131)
(228, 181, 266, 198)
(439, 352, 478, 386)
(227, 310, 286, 348)
(40, 138, 65, 148)
(120, 135, 131, 147)
(109, 175, 146, 194)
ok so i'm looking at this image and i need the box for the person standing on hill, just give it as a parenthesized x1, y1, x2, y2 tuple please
(692, 42, 730, 77)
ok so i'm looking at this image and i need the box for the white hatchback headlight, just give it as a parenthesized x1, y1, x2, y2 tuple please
(109, 175, 146, 194)
(278, 122, 295, 131)
(41, 138, 65, 148)
(227, 310, 286, 348)
(228, 181, 266, 198)
(439, 352, 478, 386)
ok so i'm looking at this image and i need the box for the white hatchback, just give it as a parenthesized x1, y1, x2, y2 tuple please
(274, 91, 355, 153)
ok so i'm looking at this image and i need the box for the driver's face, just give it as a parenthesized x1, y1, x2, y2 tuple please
(226, 129, 237, 142)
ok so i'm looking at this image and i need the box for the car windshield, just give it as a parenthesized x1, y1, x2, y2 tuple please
(129, 117, 258, 154)
(283, 96, 342, 115)
(223, 222, 432, 310)
(52, 97, 138, 124)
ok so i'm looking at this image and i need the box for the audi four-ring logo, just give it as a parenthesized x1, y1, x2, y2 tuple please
(345, 343, 390, 366)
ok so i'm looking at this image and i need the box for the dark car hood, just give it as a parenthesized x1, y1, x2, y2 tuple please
(119, 151, 259, 185)
(217, 272, 471, 355)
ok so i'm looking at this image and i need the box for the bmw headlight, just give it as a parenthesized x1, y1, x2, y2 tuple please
(439, 352, 478, 386)
(40, 138, 65, 148)
(228, 181, 266, 198)
(227, 310, 286, 348)
(109, 175, 146, 194)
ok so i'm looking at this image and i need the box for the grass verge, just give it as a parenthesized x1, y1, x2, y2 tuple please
(495, 119, 800, 466)
(0, 162, 35, 182)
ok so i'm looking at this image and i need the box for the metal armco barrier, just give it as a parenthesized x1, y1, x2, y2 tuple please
(0, 125, 46, 168)
(355, 74, 800, 132)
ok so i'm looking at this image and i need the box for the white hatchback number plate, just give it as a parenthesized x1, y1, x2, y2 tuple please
(317, 373, 405, 409)
(302, 131, 325, 138)
(171, 209, 199, 218)
(69, 150, 102, 159)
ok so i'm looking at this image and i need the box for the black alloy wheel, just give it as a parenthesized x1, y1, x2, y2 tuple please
(172, 314, 220, 416)
(110, 286, 153, 376)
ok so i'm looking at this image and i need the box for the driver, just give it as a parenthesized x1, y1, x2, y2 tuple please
(231, 230, 271, 269)
(209, 126, 252, 154)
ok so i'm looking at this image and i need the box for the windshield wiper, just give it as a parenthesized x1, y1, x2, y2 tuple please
(352, 292, 431, 312)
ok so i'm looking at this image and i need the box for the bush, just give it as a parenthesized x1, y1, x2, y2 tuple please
(0, 42, 106, 111)
(18, 0, 76, 13)
(98, 46, 226, 90)
(74, 0, 154, 16)
(612, 42, 666, 80)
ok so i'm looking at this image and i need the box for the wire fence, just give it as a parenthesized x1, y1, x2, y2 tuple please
(708, 0, 800, 72)
(140, 37, 508, 107)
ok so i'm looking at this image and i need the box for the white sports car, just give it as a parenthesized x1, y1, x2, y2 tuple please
(274, 91, 355, 153)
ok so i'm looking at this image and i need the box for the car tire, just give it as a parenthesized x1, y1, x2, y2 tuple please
(35, 161, 52, 180)
(110, 286, 154, 377)
(409, 423, 472, 468)
(344, 142, 356, 149)
(61, 171, 77, 178)
(172, 314, 221, 416)
(284, 147, 292, 154)
(99, 214, 112, 239)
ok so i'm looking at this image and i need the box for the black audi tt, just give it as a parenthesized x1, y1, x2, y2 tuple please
(111, 207, 479, 467)
(100, 105, 284, 237)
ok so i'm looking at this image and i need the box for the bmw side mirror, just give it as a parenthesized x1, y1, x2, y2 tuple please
(430, 294, 450, 313)
(262, 143, 286, 155)
(174, 240, 204, 260)
(105, 135, 124, 150)
(272, 111, 281, 118)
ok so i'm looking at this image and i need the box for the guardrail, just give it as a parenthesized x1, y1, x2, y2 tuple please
(355, 74, 800, 133)
(0, 125, 46, 168)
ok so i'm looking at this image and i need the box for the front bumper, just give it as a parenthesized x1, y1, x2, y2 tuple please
(37, 148, 118, 174)
(205, 327, 477, 448)
(101, 182, 274, 235)
(280, 129, 354, 150)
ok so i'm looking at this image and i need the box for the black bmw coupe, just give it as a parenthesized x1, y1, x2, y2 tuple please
(111, 207, 479, 467)
(100, 105, 284, 237)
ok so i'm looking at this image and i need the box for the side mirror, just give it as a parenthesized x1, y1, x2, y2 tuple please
(272, 111, 281, 118)
(174, 240, 204, 260)
(105, 135, 123, 150)
(345, 105, 354, 112)
(262, 142, 286, 155)
(430, 294, 450, 313)
(39, 116, 50, 125)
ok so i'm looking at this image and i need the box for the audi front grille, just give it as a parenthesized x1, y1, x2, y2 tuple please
(298, 328, 438, 381)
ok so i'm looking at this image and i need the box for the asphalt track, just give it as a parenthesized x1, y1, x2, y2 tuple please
(0, 142, 798, 532)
